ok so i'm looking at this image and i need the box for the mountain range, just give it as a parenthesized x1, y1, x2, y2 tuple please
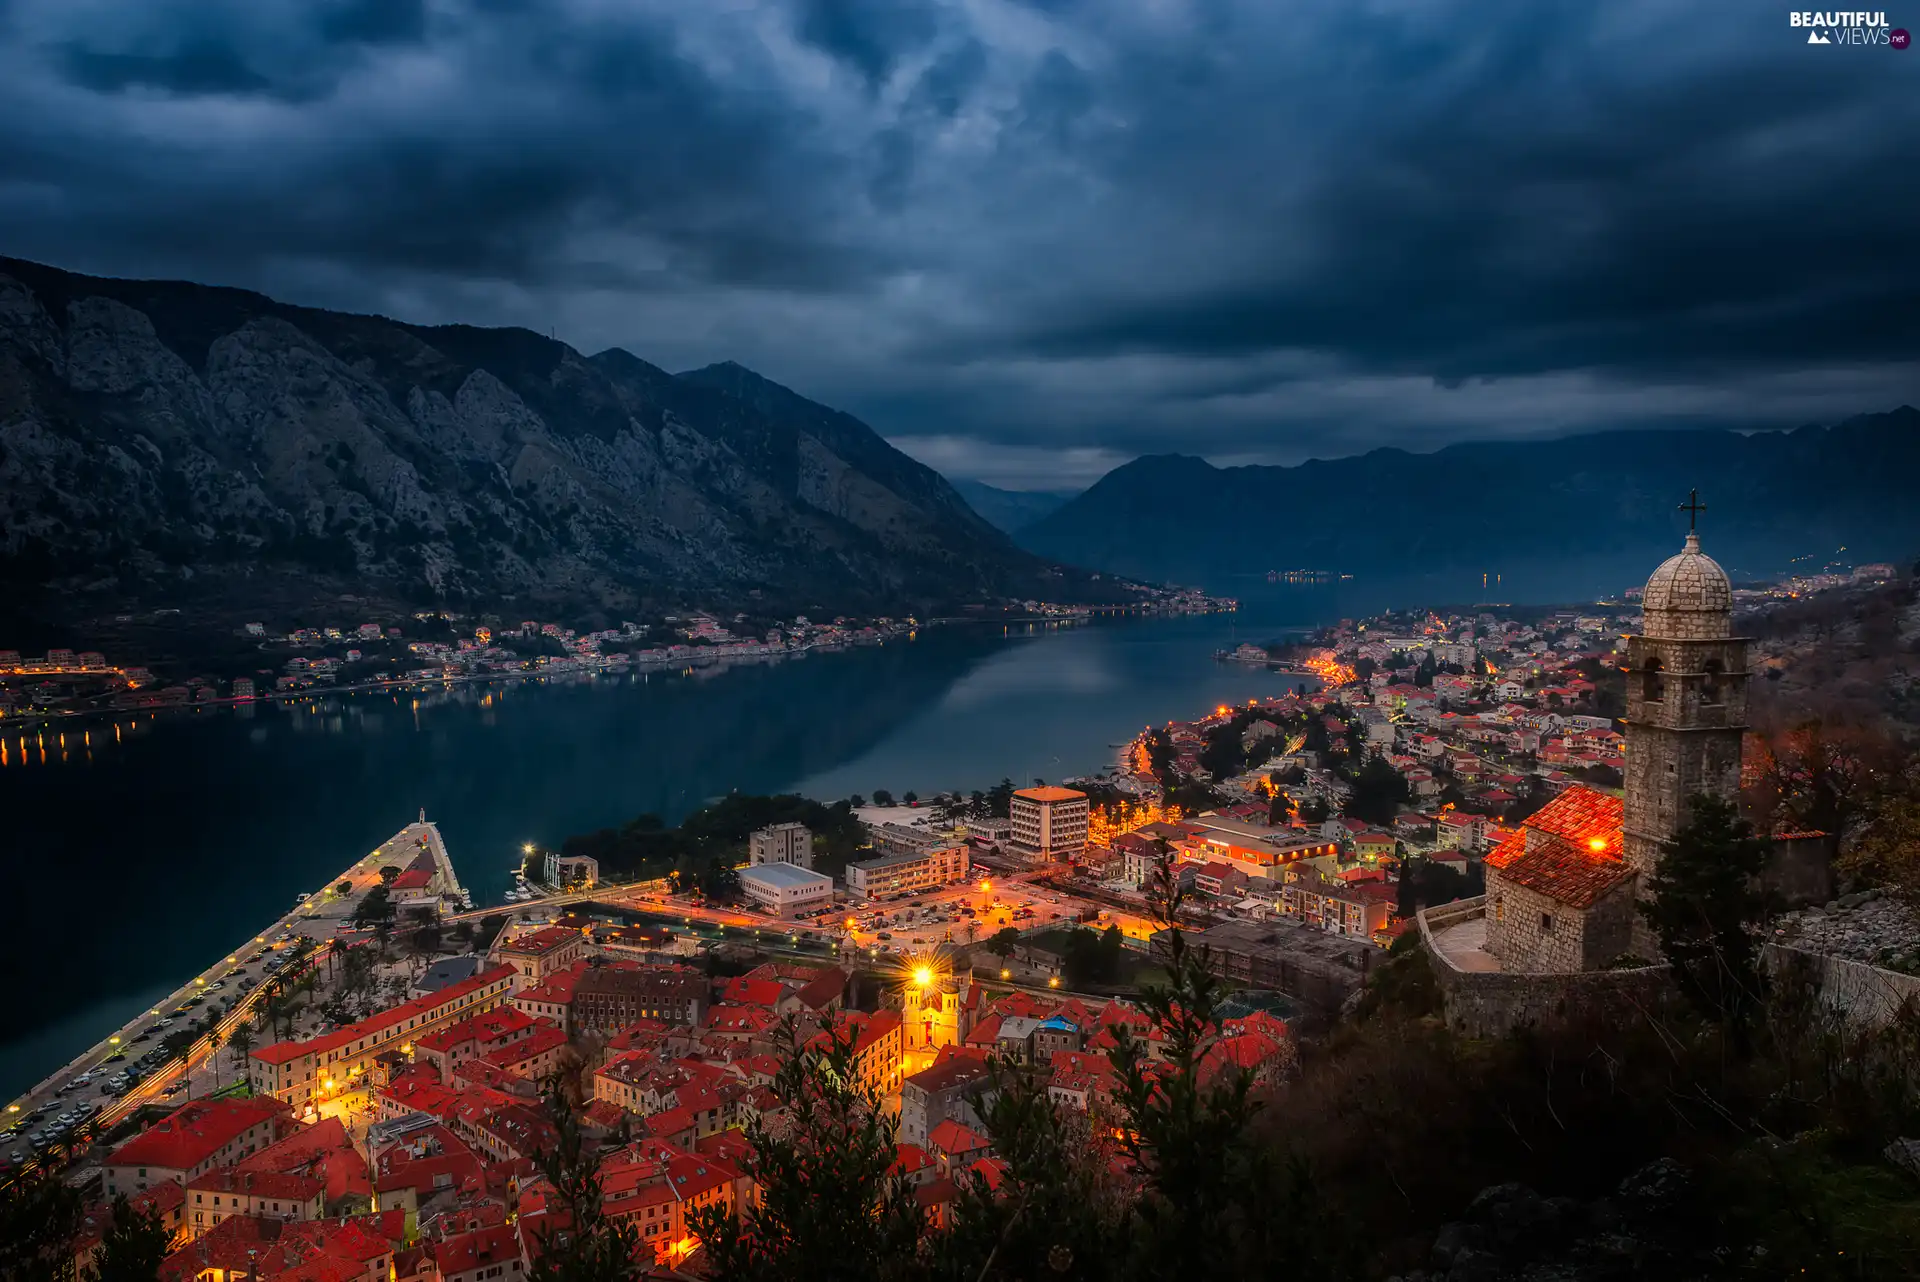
(0, 256, 1091, 630)
(1019, 409, 1920, 596)
(947, 479, 1081, 535)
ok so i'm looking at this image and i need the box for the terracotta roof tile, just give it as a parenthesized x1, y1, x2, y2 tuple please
(1496, 833, 1634, 909)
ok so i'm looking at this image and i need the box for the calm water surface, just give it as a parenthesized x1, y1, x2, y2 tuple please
(0, 589, 1340, 1099)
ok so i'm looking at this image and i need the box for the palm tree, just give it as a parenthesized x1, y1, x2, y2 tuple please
(227, 1021, 256, 1080)
(257, 982, 283, 1040)
(326, 937, 348, 981)
(206, 1031, 226, 1089)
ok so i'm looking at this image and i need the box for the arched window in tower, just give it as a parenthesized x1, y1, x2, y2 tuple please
(1701, 658, 1724, 706)
(1640, 656, 1665, 704)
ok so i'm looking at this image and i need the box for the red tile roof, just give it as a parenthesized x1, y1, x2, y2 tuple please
(499, 926, 580, 956)
(431, 1223, 522, 1277)
(236, 1117, 370, 1204)
(186, 1165, 324, 1204)
(108, 1097, 289, 1173)
(892, 1143, 934, 1177)
(720, 976, 786, 1008)
(253, 965, 516, 1064)
(512, 961, 591, 1006)
(484, 1025, 569, 1069)
(927, 1119, 989, 1156)
(416, 1005, 540, 1055)
(788, 967, 847, 1011)
(1495, 832, 1634, 909)
(1520, 784, 1623, 851)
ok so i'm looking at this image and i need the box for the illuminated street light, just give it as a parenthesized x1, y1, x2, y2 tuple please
(912, 966, 933, 987)
(109, 1036, 120, 1045)
(1048, 976, 1060, 988)
(1000, 969, 1011, 980)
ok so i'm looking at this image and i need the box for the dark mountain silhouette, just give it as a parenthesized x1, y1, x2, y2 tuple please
(1019, 410, 1920, 594)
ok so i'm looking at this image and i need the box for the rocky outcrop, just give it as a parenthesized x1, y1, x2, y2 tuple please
(1777, 889, 1920, 975)
(0, 255, 1052, 619)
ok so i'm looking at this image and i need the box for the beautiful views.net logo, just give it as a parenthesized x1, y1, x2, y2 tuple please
(1789, 10, 1910, 45)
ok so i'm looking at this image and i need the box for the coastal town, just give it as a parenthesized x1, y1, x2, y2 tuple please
(5, 538, 1916, 1279)
(0, 586, 1232, 725)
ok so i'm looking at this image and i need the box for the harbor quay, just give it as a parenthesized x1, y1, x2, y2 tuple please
(2, 817, 467, 1175)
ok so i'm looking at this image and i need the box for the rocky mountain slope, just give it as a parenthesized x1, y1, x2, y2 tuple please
(949, 478, 1080, 535)
(0, 256, 1069, 627)
(1020, 409, 1920, 594)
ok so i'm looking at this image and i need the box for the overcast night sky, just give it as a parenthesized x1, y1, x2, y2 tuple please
(1, 0, 1915, 489)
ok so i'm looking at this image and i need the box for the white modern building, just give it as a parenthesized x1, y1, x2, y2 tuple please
(749, 822, 814, 869)
(739, 861, 834, 916)
(846, 846, 970, 900)
(1008, 786, 1089, 862)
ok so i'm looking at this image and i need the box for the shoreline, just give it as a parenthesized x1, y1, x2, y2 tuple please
(1, 599, 1240, 733)
(6, 822, 467, 1140)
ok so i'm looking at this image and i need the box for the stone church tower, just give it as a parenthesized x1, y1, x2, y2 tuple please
(1622, 516, 1748, 908)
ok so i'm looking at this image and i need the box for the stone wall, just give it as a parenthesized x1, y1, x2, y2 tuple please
(1765, 943, 1920, 1028)
(1420, 899, 1676, 1038)
(1486, 876, 1637, 974)
(1486, 877, 1588, 972)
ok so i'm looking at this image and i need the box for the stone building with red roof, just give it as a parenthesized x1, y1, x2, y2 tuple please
(1483, 785, 1637, 971)
(247, 965, 517, 1109)
(104, 1096, 293, 1200)
(497, 926, 588, 988)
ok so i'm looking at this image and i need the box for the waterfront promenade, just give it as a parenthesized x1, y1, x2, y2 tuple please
(2, 819, 465, 1175)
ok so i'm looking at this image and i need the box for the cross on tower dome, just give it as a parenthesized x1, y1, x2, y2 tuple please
(1642, 490, 1732, 639)
(1679, 488, 1706, 531)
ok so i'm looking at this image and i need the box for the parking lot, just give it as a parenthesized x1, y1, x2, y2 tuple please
(774, 866, 1137, 959)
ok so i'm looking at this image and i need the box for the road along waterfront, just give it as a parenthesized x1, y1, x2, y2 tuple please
(2, 821, 465, 1175)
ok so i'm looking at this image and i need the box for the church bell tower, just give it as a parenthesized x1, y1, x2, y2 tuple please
(1622, 493, 1749, 891)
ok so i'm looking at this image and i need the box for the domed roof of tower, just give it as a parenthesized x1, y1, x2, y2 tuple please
(1642, 532, 1732, 637)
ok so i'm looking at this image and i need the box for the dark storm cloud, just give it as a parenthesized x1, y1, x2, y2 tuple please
(1007, 31, 1920, 385)
(315, 0, 429, 46)
(0, 0, 1913, 487)
(57, 41, 277, 97)
(794, 0, 940, 89)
